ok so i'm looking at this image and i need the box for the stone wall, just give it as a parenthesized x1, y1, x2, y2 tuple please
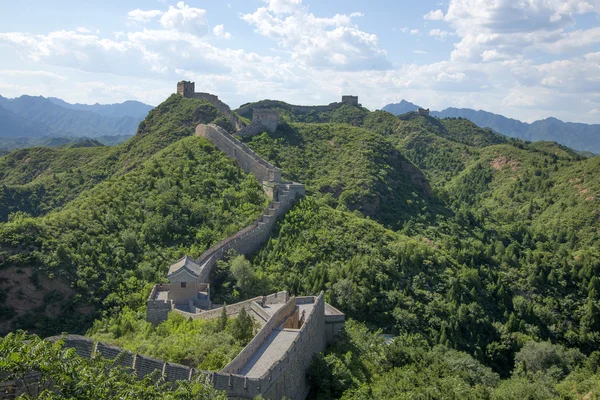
(187, 92, 245, 131)
(193, 182, 303, 284)
(210, 293, 327, 400)
(39, 335, 205, 384)
(146, 284, 172, 325)
(235, 121, 269, 138)
(20, 294, 336, 400)
(236, 100, 345, 117)
(196, 124, 281, 183)
(251, 109, 279, 133)
(324, 303, 346, 344)
(220, 297, 297, 375)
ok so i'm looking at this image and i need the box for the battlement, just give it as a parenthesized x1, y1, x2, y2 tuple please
(26, 292, 343, 400)
(417, 107, 430, 116)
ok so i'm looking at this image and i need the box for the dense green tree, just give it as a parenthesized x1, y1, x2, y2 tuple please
(0, 332, 226, 399)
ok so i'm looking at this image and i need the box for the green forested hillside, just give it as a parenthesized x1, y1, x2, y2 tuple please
(0, 96, 267, 335)
(0, 95, 230, 221)
(240, 122, 438, 228)
(1, 96, 600, 399)
(228, 109, 600, 397)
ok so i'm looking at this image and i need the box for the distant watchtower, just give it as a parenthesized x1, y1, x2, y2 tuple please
(252, 109, 280, 133)
(417, 108, 430, 116)
(177, 81, 195, 98)
(341, 95, 359, 106)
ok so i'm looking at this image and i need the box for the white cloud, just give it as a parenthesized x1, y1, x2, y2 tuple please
(241, 0, 390, 71)
(424, 9, 445, 20)
(429, 29, 453, 40)
(128, 9, 163, 23)
(213, 25, 232, 39)
(1, 0, 600, 124)
(540, 26, 600, 53)
(0, 69, 66, 80)
(444, 0, 599, 62)
(481, 49, 511, 62)
(263, 0, 303, 14)
(160, 2, 208, 36)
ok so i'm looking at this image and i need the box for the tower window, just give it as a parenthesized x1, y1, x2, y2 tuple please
(181, 282, 187, 288)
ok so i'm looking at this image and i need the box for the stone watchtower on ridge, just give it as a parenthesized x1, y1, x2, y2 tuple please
(252, 108, 280, 133)
(341, 95, 359, 106)
(177, 81, 196, 97)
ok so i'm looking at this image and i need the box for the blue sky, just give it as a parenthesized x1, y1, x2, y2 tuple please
(0, 0, 599, 123)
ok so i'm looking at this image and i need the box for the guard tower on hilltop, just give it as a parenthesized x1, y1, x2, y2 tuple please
(417, 107, 430, 116)
(177, 81, 195, 97)
(341, 95, 359, 106)
(252, 108, 280, 133)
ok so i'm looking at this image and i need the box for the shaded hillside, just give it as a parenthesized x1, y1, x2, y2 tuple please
(236, 100, 370, 126)
(0, 135, 267, 335)
(0, 135, 131, 153)
(240, 121, 439, 229)
(0, 95, 227, 221)
(49, 98, 153, 119)
(0, 104, 44, 138)
(384, 101, 600, 153)
(0, 95, 142, 138)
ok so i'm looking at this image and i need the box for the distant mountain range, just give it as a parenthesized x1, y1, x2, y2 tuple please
(382, 101, 600, 154)
(0, 95, 153, 141)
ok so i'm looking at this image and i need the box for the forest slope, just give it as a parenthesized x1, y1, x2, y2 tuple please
(0, 95, 268, 336)
(0, 95, 231, 221)
(1, 97, 600, 399)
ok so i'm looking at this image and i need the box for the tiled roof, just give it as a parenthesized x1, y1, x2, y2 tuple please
(167, 255, 201, 278)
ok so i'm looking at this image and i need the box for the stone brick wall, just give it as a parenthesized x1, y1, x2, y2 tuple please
(235, 121, 268, 138)
(146, 284, 172, 325)
(187, 92, 245, 131)
(220, 297, 297, 375)
(236, 100, 345, 117)
(342, 95, 359, 106)
(251, 109, 279, 133)
(35, 294, 337, 400)
(196, 124, 281, 183)
(41, 335, 203, 384)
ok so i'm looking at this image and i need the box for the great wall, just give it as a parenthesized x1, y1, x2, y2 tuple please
(0, 82, 349, 400)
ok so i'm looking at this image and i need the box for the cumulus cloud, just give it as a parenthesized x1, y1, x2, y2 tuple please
(424, 9, 444, 20)
(429, 29, 453, 40)
(128, 9, 163, 23)
(160, 2, 208, 36)
(1, 0, 600, 123)
(213, 25, 232, 39)
(264, 0, 303, 14)
(444, 0, 599, 61)
(241, 0, 390, 71)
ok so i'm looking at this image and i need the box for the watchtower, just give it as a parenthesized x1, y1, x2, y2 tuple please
(341, 95, 359, 106)
(417, 107, 430, 116)
(252, 108, 280, 132)
(177, 81, 195, 98)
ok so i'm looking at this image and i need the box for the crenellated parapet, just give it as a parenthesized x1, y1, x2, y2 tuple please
(24, 291, 343, 400)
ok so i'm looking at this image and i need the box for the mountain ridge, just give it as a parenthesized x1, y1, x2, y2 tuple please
(0, 95, 154, 141)
(383, 101, 600, 154)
